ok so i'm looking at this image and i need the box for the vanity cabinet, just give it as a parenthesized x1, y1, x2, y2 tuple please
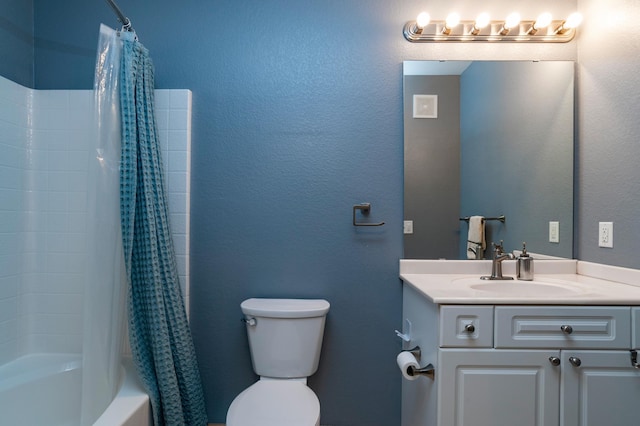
(400, 285, 640, 426)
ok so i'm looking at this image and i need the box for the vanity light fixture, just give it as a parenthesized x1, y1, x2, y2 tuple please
(403, 11, 582, 42)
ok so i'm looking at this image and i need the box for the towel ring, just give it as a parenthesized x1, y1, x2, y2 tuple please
(353, 203, 385, 227)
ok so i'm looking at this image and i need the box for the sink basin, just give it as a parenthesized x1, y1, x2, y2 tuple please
(454, 278, 588, 296)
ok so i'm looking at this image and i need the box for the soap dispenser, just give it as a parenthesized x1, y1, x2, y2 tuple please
(516, 242, 533, 281)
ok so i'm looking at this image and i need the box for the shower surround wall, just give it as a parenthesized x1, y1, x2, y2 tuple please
(0, 74, 192, 365)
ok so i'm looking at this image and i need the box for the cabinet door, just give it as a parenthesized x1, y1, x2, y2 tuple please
(438, 349, 561, 426)
(561, 350, 640, 426)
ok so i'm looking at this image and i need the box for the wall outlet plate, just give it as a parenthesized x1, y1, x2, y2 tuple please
(598, 222, 613, 248)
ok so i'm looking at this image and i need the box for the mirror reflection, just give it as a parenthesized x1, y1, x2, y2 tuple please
(403, 61, 574, 260)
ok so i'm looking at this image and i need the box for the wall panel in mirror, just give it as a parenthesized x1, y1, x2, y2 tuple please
(404, 61, 574, 260)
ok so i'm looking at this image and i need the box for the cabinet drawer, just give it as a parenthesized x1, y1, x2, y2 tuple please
(439, 305, 493, 348)
(495, 306, 631, 349)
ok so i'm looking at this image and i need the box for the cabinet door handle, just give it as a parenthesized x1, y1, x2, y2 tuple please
(560, 325, 573, 334)
(464, 324, 475, 333)
(569, 356, 582, 367)
(549, 356, 561, 366)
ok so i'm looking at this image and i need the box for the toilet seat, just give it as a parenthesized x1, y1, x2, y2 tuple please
(226, 379, 320, 426)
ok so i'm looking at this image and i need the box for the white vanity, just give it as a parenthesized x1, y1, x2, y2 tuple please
(399, 259, 640, 426)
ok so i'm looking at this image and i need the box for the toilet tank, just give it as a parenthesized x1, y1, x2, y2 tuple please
(241, 298, 330, 379)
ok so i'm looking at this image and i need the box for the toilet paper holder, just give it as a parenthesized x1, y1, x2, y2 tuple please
(405, 346, 435, 380)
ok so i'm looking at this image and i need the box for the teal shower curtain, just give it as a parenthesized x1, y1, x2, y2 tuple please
(118, 31, 207, 426)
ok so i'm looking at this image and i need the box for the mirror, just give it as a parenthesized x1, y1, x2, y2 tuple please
(403, 61, 574, 260)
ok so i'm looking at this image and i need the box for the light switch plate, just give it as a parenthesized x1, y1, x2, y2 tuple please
(404, 220, 414, 234)
(549, 221, 559, 243)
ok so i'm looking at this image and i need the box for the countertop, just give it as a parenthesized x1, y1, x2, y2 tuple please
(400, 259, 640, 305)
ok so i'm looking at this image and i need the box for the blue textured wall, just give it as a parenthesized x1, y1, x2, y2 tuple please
(0, 0, 33, 87)
(32, 1, 404, 424)
(575, 0, 640, 269)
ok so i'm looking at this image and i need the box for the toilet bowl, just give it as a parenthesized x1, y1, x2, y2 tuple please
(226, 379, 320, 426)
(226, 298, 330, 426)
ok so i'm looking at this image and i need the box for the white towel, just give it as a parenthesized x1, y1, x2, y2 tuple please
(466, 216, 485, 259)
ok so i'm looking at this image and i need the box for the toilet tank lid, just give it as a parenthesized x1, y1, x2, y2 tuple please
(241, 298, 330, 318)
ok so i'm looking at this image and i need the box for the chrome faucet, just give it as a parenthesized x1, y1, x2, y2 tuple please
(481, 241, 514, 280)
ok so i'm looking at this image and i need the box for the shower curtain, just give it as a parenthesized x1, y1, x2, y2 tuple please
(81, 24, 128, 425)
(117, 29, 208, 425)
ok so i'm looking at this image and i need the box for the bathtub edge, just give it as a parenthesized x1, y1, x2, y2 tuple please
(93, 357, 151, 426)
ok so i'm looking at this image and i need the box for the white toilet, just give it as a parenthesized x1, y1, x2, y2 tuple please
(226, 298, 330, 426)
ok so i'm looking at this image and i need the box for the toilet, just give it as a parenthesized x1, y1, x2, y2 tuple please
(226, 298, 330, 426)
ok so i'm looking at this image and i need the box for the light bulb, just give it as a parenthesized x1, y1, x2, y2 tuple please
(534, 12, 552, 29)
(500, 12, 521, 35)
(505, 12, 521, 29)
(527, 12, 552, 35)
(471, 12, 490, 35)
(445, 13, 461, 28)
(555, 12, 583, 34)
(416, 12, 431, 29)
(475, 13, 491, 29)
(442, 12, 460, 35)
(564, 12, 583, 29)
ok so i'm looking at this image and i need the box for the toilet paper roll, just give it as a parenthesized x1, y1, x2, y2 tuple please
(396, 351, 420, 381)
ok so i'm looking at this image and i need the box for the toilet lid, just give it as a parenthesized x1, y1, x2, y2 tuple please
(227, 380, 320, 426)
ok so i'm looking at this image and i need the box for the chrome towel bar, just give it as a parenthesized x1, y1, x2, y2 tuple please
(460, 215, 505, 223)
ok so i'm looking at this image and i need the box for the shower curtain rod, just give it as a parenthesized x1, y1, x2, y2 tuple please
(104, 0, 134, 31)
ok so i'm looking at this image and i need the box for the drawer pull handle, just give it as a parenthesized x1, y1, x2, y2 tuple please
(464, 324, 475, 333)
(631, 350, 640, 369)
(549, 356, 561, 366)
(560, 325, 573, 334)
(569, 356, 582, 367)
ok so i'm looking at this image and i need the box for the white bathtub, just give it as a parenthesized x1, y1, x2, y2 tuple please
(0, 354, 150, 426)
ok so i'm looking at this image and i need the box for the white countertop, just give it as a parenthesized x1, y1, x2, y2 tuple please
(400, 259, 640, 305)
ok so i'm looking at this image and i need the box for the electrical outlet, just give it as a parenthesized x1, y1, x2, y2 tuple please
(598, 222, 613, 248)
(403, 220, 414, 234)
(549, 221, 560, 243)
